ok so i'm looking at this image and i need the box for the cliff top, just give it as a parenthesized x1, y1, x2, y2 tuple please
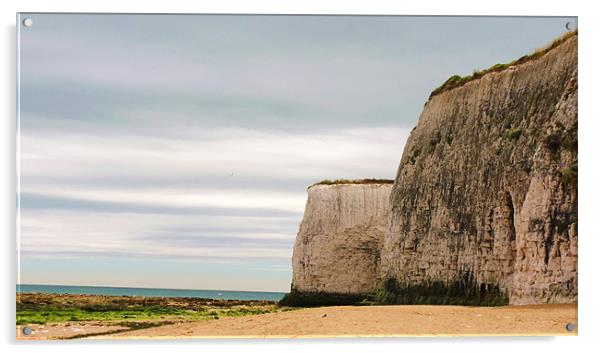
(309, 178, 394, 188)
(429, 30, 577, 99)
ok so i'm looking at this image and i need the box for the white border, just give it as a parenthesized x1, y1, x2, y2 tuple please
(15, 12, 21, 291)
(3, 1, 601, 352)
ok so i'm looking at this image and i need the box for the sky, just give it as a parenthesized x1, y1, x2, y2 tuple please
(17, 14, 576, 292)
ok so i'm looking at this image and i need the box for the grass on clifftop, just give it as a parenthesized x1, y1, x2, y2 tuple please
(429, 30, 577, 98)
(310, 178, 394, 188)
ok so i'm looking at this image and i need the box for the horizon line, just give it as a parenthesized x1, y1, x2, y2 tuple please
(17, 283, 288, 294)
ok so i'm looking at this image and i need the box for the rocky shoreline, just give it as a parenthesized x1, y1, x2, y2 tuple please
(17, 292, 285, 339)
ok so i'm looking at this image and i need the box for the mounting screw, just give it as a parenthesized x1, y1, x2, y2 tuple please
(22, 326, 33, 335)
(566, 322, 575, 332)
(23, 18, 33, 28)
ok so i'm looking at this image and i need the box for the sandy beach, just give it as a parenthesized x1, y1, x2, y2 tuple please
(92, 304, 577, 338)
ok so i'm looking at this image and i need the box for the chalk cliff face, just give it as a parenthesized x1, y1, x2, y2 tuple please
(291, 184, 392, 294)
(289, 33, 577, 305)
(382, 34, 577, 305)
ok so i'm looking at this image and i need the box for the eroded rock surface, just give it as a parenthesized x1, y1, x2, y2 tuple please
(289, 34, 577, 305)
(291, 184, 392, 294)
(382, 35, 577, 305)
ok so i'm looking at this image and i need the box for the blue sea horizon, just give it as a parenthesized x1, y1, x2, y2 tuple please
(17, 284, 286, 301)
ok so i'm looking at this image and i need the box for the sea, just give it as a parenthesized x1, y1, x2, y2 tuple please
(17, 284, 286, 301)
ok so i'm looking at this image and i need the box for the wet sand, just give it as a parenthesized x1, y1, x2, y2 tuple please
(17, 322, 131, 340)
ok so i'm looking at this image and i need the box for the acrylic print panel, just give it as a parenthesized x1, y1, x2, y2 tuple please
(16, 13, 578, 339)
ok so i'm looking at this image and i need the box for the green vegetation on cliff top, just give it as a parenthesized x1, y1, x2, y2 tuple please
(310, 178, 394, 188)
(429, 30, 577, 98)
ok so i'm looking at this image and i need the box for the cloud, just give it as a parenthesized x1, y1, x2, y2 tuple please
(22, 188, 307, 214)
(20, 126, 409, 192)
(19, 193, 303, 217)
(19, 209, 297, 262)
(20, 15, 576, 136)
(19, 126, 409, 273)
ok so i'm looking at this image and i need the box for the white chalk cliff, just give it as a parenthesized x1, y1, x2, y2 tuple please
(290, 32, 577, 305)
(291, 183, 392, 294)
